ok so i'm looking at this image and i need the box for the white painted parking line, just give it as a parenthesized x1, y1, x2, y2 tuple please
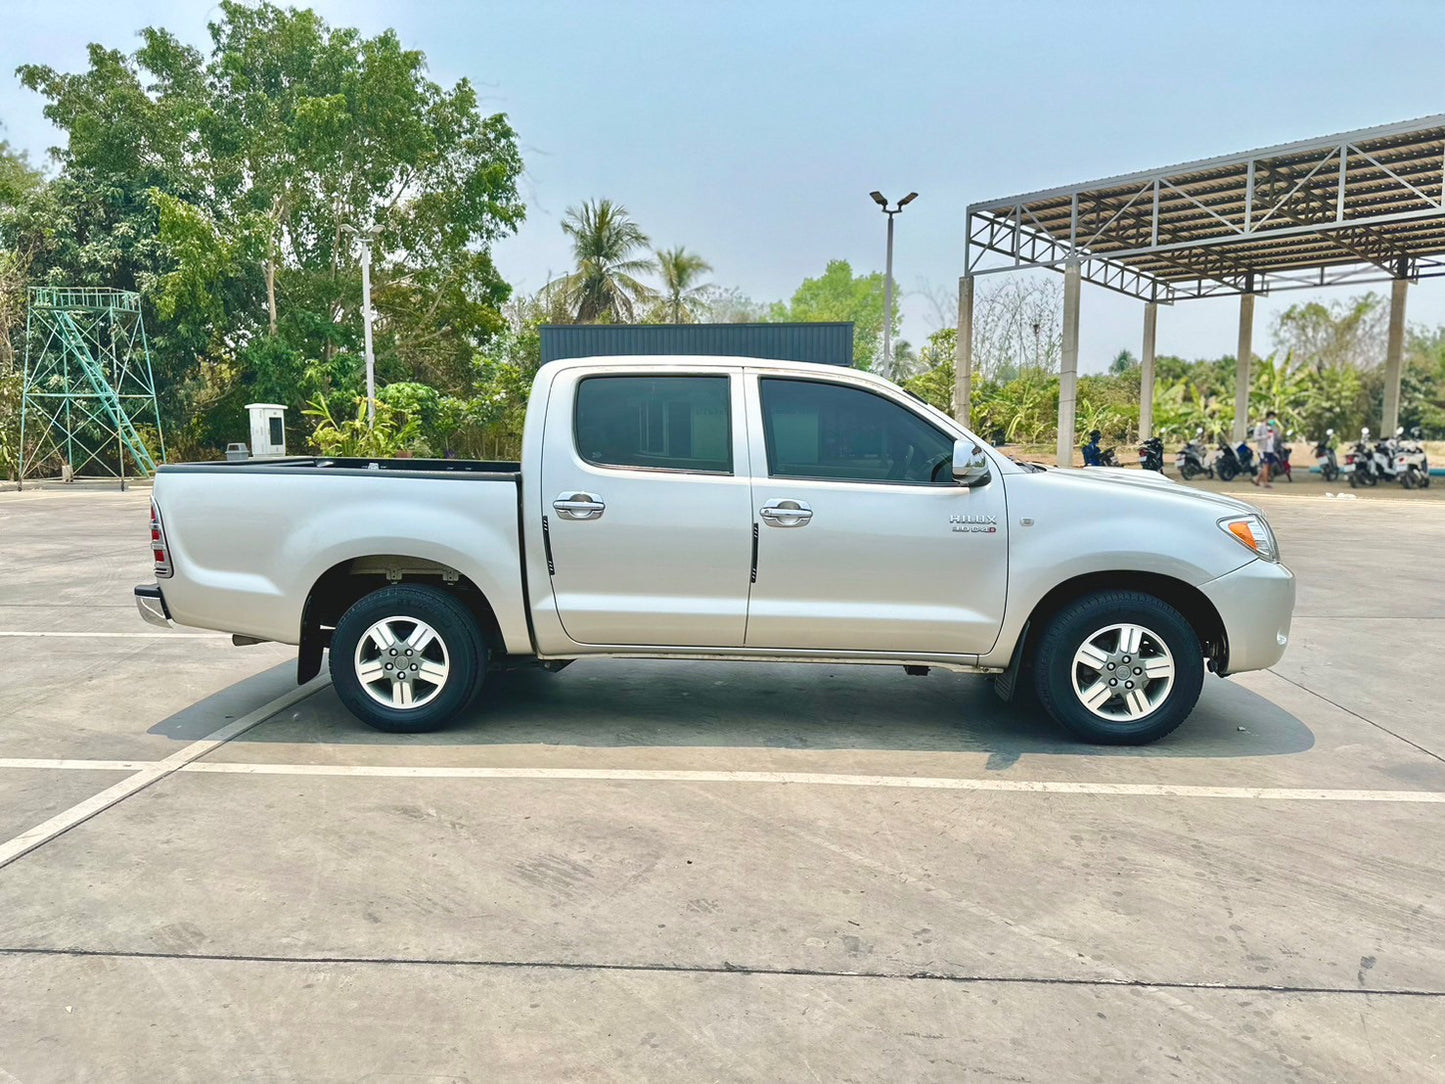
(0, 680, 329, 870)
(0, 759, 147, 772)
(0, 757, 1441, 803)
(176, 764, 1445, 801)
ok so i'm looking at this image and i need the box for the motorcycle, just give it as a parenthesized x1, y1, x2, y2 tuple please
(1273, 433, 1294, 482)
(1370, 431, 1403, 485)
(1138, 436, 1165, 473)
(1176, 430, 1213, 480)
(1313, 429, 1339, 483)
(1214, 438, 1253, 482)
(1081, 432, 1119, 468)
(1393, 426, 1431, 489)
(1346, 428, 1378, 487)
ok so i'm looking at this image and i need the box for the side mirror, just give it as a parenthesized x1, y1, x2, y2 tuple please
(952, 439, 991, 487)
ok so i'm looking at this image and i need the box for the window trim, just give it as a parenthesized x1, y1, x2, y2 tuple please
(572, 373, 735, 476)
(758, 375, 958, 488)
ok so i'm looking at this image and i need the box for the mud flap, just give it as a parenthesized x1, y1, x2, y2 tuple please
(992, 620, 1030, 703)
(297, 602, 326, 684)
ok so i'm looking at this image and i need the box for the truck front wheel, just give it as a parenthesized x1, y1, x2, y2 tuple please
(329, 583, 485, 733)
(1033, 590, 1204, 745)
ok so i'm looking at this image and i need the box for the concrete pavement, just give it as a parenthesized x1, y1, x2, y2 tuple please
(0, 485, 1440, 1081)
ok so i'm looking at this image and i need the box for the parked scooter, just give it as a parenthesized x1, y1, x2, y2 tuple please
(1313, 429, 1339, 482)
(1393, 426, 1431, 489)
(1215, 438, 1254, 482)
(1082, 430, 1120, 468)
(1370, 430, 1403, 485)
(1138, 436, 1165, 473)
(1176, 429, 1213, 480)
(1347, 428, 1379, 487)
(1274, 433, 1294, 483)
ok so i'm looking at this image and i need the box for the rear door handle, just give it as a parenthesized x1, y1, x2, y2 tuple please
(553, 492, 606, 520)
(759, 498, 812, 527)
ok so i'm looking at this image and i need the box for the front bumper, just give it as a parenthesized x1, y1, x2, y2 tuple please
(1198, 559, 1295, 675)
(134, 583, 173, 628)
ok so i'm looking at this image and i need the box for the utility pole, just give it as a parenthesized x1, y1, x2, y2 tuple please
(344, 223, 383, 426)
(870, 191, 917, 374)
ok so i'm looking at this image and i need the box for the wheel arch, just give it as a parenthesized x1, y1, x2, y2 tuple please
(298, 554, 506, 683)
(1006, 571, 1229, 688)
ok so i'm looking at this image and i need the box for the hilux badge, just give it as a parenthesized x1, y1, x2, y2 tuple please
(950, 513, 998, 533)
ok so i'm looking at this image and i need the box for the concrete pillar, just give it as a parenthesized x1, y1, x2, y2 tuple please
(1055, 259, 1081, 468)
(954, 274, 974, 426)
(1232, 291, 1255, 443)
(1139, 300, 1158, 440)
(1382, 275, 1408, 434)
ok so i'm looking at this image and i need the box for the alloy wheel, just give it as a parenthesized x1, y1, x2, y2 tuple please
(353, 616, 450, 709)
(1070, 623, 1176, 722)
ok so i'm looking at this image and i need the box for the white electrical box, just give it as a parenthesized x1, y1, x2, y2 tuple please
(245, 403, 288, 457)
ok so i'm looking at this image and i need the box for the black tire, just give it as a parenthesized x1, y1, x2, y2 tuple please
(329, 583, 485, 733)
(1217, 461, 1238, 482)
(1032, 590, 1205, 745)
(1180, 462, 1198, 481)
(1323, 464, 1339, 483)
(1402, 470, 1417, 490)
(1348, 469, 1360, 488)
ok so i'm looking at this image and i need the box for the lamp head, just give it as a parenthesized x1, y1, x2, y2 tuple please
(898, 192, 918, 207)
(869, 191, 887, 207)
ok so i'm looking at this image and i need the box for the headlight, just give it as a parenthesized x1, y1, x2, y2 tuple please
(1219, 514, 1279, 562)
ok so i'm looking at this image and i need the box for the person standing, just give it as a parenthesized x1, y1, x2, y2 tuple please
(1253, 410, 1277, 487)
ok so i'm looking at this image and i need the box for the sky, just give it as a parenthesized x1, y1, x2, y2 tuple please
(3, 0, 1445, 373)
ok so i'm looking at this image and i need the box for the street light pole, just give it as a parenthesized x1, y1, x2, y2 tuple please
(869, 190, 917, 374)
(344, 222, 383, 427)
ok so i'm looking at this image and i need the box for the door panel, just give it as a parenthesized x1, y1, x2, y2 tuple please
(540, 370, 754, 647)
(744, 374, 1008, 655)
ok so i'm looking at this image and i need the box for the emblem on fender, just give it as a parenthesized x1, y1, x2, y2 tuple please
(950, 513, 998, 533)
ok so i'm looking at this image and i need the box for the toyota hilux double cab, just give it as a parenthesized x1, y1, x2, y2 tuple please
(136, 355, 1294, 744)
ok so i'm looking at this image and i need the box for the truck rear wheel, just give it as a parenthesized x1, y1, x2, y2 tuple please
(329, 583, 485, 733)
(1032, 590, 1204, 745)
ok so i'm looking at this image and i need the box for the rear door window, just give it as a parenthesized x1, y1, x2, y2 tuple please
(574, 375, 732, 474)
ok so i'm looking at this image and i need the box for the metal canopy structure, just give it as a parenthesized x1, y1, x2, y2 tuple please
(955, 115, 1445, 461)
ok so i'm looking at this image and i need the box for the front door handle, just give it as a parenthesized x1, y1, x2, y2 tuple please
(553, 492, 606, 520)
(759, 498, 812, 527)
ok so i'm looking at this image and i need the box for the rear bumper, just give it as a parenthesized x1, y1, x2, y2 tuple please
(134, 584, 173, 629)
(1198, 559, 1295, 675)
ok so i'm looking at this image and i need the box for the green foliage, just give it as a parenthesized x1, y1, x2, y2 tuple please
(769, 259, 895, 371)
(902, 327, 956, 412)
(304, 395, 427, 457)
(9, 2, 524, 460)
(0, 368, 21, 479)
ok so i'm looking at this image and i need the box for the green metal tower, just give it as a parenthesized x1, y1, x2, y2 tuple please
(19, 287, 165, 483)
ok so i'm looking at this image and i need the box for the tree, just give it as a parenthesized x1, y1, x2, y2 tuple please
(770, 259, 894, 371)
(1110, 349, 1137, 374)
(553, 199, 655, 323)
(16, 2, 525, 452)
(0, 141, 44, 375)
(1271, 294, 1386, 371)
(700, 285, 767, 324)
(652, 245, 712, 323)
(971, 275, 1063, 380)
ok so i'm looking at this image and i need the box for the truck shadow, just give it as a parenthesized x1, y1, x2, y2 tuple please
(155, 658, 1315, 764)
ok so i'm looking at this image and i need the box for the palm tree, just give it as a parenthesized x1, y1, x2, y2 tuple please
(554, 199, 655, 323)
(654, 245, 713, 323)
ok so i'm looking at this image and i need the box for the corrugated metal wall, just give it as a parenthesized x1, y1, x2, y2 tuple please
(539, 323, 854, 366)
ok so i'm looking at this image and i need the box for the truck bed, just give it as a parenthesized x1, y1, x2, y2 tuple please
(151, 458, 530, 651)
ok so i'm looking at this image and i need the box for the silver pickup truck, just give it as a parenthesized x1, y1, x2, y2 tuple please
(136, 355, 1294, 744)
